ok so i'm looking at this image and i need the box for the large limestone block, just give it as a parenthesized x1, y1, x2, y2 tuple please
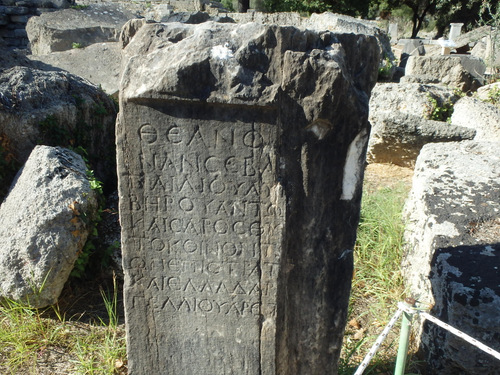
(118, 21, 379, 374)
(0, 66, 117, 191)
(227, 11, 394, 74)
(425, 245, 500, 374)
(367, 112, 475, 167)
(451, 96, 500, 141)
(28, 42, 121, 97)
(0, 146, 98, 308)
(402, 141, 500, 373)
(402, 55, 486, 92)
(26, 3, 143, 55)
(369, 82, 461, 119)
(305, 12, 395, 65)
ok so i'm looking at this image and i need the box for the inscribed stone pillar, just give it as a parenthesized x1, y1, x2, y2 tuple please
(117, 21, 379, 375)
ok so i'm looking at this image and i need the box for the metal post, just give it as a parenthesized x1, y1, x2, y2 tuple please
(394, 298, 416, 375)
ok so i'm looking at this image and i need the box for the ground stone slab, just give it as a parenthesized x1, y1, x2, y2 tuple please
(28, 42, 121, 97)
(367, 112, 475, 167)
(0, 146, 98, 308)
(26, 3, 144, 54)
(118, 21, 379, 375)
(402, 141, 500, 374)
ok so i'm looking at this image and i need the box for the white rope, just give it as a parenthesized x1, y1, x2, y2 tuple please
(419, 311, 500, 362)
(353, 307, 403, 375)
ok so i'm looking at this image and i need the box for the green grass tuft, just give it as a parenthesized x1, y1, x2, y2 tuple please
(340, 181, 412, 374)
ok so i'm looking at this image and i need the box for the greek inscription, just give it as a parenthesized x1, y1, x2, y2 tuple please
(139, 124, 158, 144)
(145, 217, 262, 237)
(146, 258, 260, 276)
(150, 296, 261, 317)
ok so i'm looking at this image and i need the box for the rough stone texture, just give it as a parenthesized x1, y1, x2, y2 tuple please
(227, 11, 394, 74)
(0, 0, 72, 49)
(398, 38, 425, 68)
(402, 55, 486, 92)
(453, 25, 491, 51)
(402, 141, 500, 374)
(367, 112, 476, 167)
(26, 3, 144, 55)
(0, 65, 117, 191)
(476, 82, 500, 102)
(450, 96, 500, 141)
(304, 13, 395, 67)
(226, 11, 303, 26)
(425, 245, 500, 375)
(0, 146, 98, 308)
(369, 82, 461, 119)
(118, 21, 379, 374)
(28, 41, 121, 97)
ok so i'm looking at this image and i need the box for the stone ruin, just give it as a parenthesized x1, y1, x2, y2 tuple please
(117, 21, 379, 374)
(403, 141, 500, 374)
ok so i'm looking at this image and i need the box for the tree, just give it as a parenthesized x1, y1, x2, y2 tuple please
(263, 0, 369, 16)
(433, 0, 500, 36)
(403, 0, 438, 38)
(376, 0, 500, 38)
(238, 0, 250, 12)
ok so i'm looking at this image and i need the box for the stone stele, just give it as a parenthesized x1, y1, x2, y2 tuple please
(117, 21, 379, 375)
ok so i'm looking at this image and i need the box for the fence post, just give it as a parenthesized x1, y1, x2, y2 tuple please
(394, 298, 416, 375)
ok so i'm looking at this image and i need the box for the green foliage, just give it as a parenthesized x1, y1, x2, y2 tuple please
(486, 86, 500, 106)
(426, 90, 463, 122)
(479, 1, 500, 80)
(39, 114, 71, 146)
(263, 0, 370, 16)
(70, 160, 104, 279)
(340, 182, 410, 374)
(353, 183, 408, 307)
(72, 280, 126, 375)
(0, 279, 126, 374)
(426, 94, 453, 122)
(378, 57, 394, 80)
(72, 42, 83, 49)
(221, 0, 235, 11)
(263, 0, 330, 13)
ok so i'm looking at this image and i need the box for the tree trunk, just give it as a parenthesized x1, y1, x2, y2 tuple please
(238, 0, 249, 12)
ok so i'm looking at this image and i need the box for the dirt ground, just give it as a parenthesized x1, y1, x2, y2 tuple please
(364, 162, 414, 191)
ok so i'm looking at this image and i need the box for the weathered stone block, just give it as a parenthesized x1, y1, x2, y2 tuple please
(0, 146, 98, 308)
(0, 66, 117, 193)
(28, 42, 122, 97)
(402, 55, 486, 92)
(369, 82, 461, 119)
(4, 6, 29, 15)
(118, 21, 379, 374)
(403, 140, 500, 374)
(424, 245, 500, 374)
(26, 3, 143, 54)
(451, 96, 500, 141)
(367, 112, 475, 167)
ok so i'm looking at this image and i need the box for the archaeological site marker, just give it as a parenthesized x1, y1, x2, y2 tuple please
(117, 21, 378, 374)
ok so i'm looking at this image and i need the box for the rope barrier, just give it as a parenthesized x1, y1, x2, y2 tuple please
(419, 311, 500, 361)
(352, 307, 403, 375)
(352, 298, 500, 374)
